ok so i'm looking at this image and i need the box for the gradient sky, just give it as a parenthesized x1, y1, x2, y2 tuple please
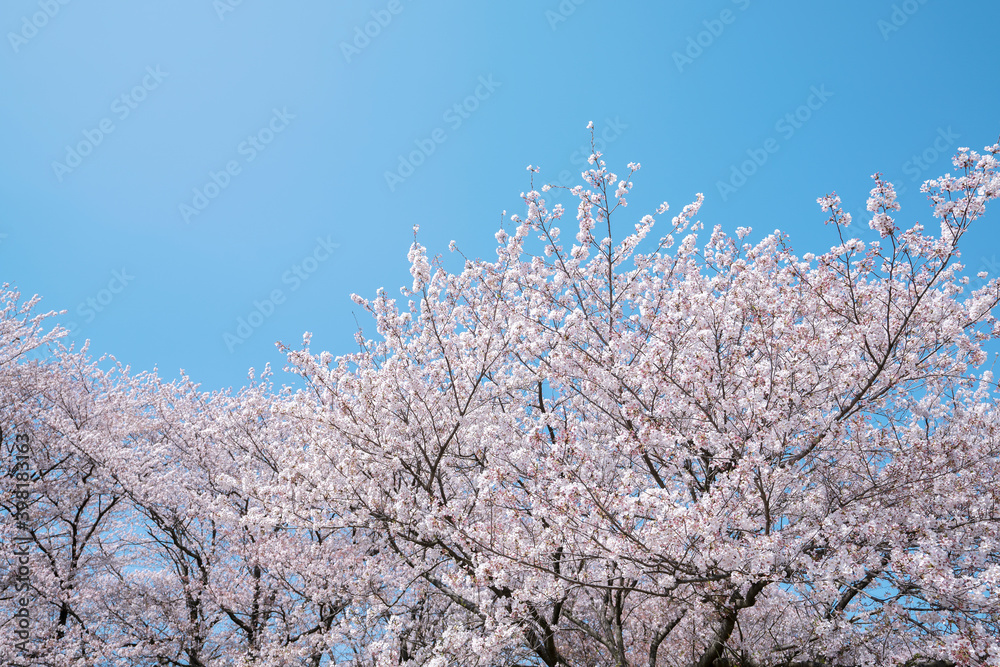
(2, 1, 999, 391)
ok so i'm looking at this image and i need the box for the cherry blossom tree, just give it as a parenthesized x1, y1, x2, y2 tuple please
(57, 368, 367, 666)
(0, 291, 138, 666)
(280, 135, 1000, 666)
(2, 133, 1000, 666)
(0, 297, 363, 665)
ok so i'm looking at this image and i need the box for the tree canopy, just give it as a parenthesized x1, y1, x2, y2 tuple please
(3, 136, 1000, 666)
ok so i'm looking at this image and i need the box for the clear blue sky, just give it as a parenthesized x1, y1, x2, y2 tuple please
(2, 1, 999, 390)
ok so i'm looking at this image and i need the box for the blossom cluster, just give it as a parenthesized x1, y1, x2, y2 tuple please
(2, 137, 1000, 666)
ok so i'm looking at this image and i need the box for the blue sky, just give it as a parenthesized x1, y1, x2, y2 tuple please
(2, 1, 999, 390)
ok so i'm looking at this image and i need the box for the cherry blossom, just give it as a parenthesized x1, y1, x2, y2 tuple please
(2, 138, 999, 666)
